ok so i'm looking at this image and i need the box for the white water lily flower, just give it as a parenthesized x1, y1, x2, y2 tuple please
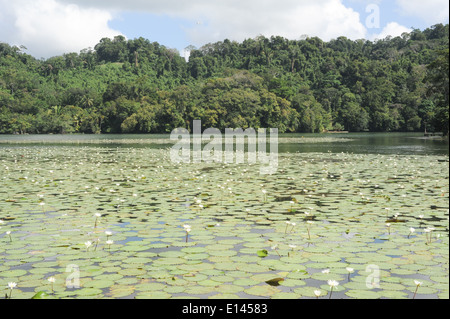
(327, 280, 339, 287)
(85, 241, 92, 248)
(8, 282, 17, 289)
(314, 290, 322, 297)
(414, 280, 422, 287)
(48, 277, 56, 283)
(346, 267, 354, 273)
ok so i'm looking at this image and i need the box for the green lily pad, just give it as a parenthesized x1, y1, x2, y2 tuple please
(257, 250, 268, 258)
(31, 291, 55, 299)
(244, 285, 281, 297)
(345, 289, 381, 299)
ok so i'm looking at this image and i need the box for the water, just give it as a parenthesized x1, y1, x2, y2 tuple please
(0, 132, 448, 155)
(278, 132, 449, 156)
(0, 133, 448, 299)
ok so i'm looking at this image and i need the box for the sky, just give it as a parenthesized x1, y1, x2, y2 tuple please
(0, 0, 448, 59)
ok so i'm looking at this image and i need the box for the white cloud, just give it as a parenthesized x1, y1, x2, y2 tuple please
(7, 0, 441, 58)
(370, 22, 412, 41)
(0, 0, 122, 58)
(396, 0, 449, 24)
(184, 0, 367, 45)
(60, 0, 367, 45)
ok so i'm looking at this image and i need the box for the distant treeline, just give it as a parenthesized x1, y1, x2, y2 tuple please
(0, 24, 448, 134)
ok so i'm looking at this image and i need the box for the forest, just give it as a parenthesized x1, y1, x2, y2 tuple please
(0, 24, 448, 135)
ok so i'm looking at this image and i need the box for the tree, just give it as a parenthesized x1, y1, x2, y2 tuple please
(425, 49, 449, 134)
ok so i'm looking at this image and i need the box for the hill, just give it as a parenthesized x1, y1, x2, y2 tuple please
(1, 24, 448, 134)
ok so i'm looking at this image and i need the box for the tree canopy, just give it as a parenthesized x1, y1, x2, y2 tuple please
(1, 24, 449, 134)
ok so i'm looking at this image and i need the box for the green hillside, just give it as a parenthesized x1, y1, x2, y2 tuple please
(1, 24, 448, 134)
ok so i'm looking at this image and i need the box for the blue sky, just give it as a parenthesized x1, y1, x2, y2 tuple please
(0, 0, 448, 59)
(109, 12, 194, 53)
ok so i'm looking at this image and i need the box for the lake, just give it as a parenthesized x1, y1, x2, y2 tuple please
(0, 132, 448, 155)
(0, 133, 448, 299)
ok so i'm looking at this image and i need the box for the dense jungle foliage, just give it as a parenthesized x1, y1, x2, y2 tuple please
(0, 24, 448, 134)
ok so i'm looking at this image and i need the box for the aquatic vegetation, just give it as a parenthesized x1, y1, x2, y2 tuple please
(7, 282, 16, 299)
(47, 277, 55, 293)
(314, 290, 322, 299)
(0, 145, 448, 299)
(327, 280, 339, 299)
(413, 280, 422, 299)
(6, 230, 12, 242)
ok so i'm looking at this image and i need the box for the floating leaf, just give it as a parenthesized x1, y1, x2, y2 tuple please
(257, 250, 268, 258)
(265, 278, 285, 286)
(345, 289, 381, 299)
(244, 285, 280, 297)
(31, 291, 54, 299)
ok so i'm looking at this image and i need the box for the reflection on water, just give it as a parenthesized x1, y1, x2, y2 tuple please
(0, 132, 448, 156)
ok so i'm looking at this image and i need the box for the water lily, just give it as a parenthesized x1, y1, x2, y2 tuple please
(327, 280, 339, 299)
(271, 244, 281, 257)
(106, 240, 114, 251)
(262, 189, 267, 202)
(285, 221, 292, 234)
(85, 241, 92, 251)
(7, 282, 17, 299)
(183, 225, 191, 242)
(346, 267, 354, 281)
(314, 290, 322, 299)
(413, 280, 422, 299)
(288, 244, 297, 256)
(386, 223, 391, 235)
(48, 277, 55, 292)
(5, 230, 12, 242)
(424, 227, 435, 244)
(408, 227, 415, 239)
(289, 222, 296, 233)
